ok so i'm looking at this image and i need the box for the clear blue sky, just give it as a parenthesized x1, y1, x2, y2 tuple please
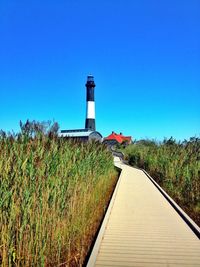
(0, 0, 199, 140)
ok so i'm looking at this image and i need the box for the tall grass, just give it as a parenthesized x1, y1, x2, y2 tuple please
(124, 137, 200, 226)
(0, 133, 117, 266)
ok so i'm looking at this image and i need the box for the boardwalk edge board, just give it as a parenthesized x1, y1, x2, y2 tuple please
(86, 167, 123, 267)
(142, 169, 200, 239)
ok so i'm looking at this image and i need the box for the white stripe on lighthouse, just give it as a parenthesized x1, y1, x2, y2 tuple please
(87, 101, 95, 119)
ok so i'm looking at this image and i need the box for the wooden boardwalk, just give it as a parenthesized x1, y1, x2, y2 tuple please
(87, 158, 200, 267)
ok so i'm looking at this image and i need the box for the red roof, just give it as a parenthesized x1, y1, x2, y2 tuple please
(104, 132, 132, 144)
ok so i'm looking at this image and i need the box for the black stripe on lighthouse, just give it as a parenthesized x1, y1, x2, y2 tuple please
(86, 87, 94, 101)
(85, 75, 96, 131)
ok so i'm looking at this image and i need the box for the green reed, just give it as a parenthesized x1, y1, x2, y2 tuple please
(0, 134, 117, 266)
(123, 137, 200, 226)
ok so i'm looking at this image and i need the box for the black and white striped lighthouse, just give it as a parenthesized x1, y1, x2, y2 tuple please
(85, 75, 96, 131)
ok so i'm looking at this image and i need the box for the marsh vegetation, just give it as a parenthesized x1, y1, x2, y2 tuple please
(0, 122, 117, 266)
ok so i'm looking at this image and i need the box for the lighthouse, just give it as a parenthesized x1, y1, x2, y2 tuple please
(60, 75, 102, 141)
(85, 75, 96, 131)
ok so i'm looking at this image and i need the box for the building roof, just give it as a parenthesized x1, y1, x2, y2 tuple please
(104, 132, 132, 144)
(61, 129, 90, 133)
(59, 129, 102, 138)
